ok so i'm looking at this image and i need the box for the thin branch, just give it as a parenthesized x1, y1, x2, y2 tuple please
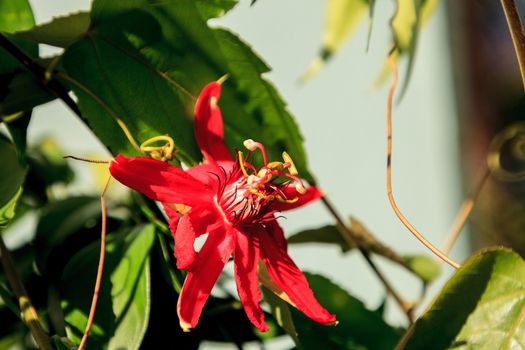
(501, 0, 525, 91)
(0, 235, 53, 350)
(442, 168, 490, 255)
(320, 196, 415, 324)
(385, 56, 460, 270)
(0, 33, 81, 117)
(78, 176, 111, 350)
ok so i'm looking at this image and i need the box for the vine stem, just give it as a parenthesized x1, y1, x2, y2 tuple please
(501, 0, 525, 91)
(78, 176, 111, 350)
(385, 56, 460, 269)
(0, 33, 81, 117)
(442, 168, 490, 255)
(0, 235, 53, 350)
(320, 196, 414, 324)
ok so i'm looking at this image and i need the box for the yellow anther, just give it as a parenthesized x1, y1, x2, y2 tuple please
(256, 168, 273, 183)
(267, 161, 284, 171)
(282, 151, 298, 175)
(276, 195, 299, 204)
(238, 151, 250, 177)
(248, 188, 274, 200)
(295, 183, 307, 194)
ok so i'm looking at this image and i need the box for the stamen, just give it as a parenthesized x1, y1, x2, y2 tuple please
(276, 195, 299, 204)
(282, 152, 298, 175)
(243, 139, 268, 165)
(237, 151, 250, 177)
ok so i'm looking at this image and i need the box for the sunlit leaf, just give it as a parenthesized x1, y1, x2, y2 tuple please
(262, 286, 301, 348)
(301, 0, 368, 83)
(293, 273, 400, 349)
(376, 0, 438, 97)
(0, 0, 36, 73)
(0, 187, 22, 228)
(15, 12, 90, 48)
(0, 134, 26, 227)
(61, 224, 155, 349)
(62, 0, 314, 181)
(401, 248, 525, 349)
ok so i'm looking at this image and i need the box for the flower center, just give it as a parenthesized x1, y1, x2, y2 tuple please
(217, 139, 306, 225)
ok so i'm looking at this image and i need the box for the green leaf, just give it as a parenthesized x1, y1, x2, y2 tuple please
(402, 254, 440, 283)
(4, 111, 31, 158)
(36, 196, 100, 247)
(0, 0, 37, 73)
(62, 0, 313, 181)
(61, 224, 155, 349)
(288, 224, 351, 252)
(0, 187, 22, 228)
(262, 287, 302, 348)
(26, 137, 75, 187)
(376, 0, 438, 96)
(300, 0, 368, 82)
(1, 71, 55, 117)
(0, 134, 26, 227)
(401, 248, 525, 349)
(293, 273, 400, 349)
(15, 12, 90, 48)
(288, 219, 438, 282)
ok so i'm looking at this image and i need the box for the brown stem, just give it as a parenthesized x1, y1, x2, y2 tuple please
(0, 236, 53, 350)
(501, 0, 525, 91)
(320, 196, 414, 324)
(442, 168, 490, 255)
(78, 177, 111, 350)
(385, 56, 460, 269)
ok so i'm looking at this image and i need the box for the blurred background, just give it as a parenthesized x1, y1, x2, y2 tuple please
(6, 0, 525, 348)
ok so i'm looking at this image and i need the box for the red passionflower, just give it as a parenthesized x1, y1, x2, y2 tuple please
(109, 81, 336, 332)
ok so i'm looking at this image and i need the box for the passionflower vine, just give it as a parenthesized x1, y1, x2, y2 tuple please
(109, 81, 336, 332)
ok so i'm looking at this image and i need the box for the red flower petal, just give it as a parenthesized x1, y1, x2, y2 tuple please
(272, 185, 323, 212)
(173, 207, 222, 270)
(264, 220, 287, 251)
(233, 228, 268, 332)
(162, 203, 181, 234)
(177, 227, 234, 331)
(194, 82, 232, 163)
(109, 155, 209, 206)
(185, 161, 235, 193)
(259, 227, 336, 324)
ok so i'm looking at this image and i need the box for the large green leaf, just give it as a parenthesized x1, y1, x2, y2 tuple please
(61, 224, 155, 349)
(62, 0, 313, 181)
(292, 273, 400, 349)
(400, 248, 525, 349)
